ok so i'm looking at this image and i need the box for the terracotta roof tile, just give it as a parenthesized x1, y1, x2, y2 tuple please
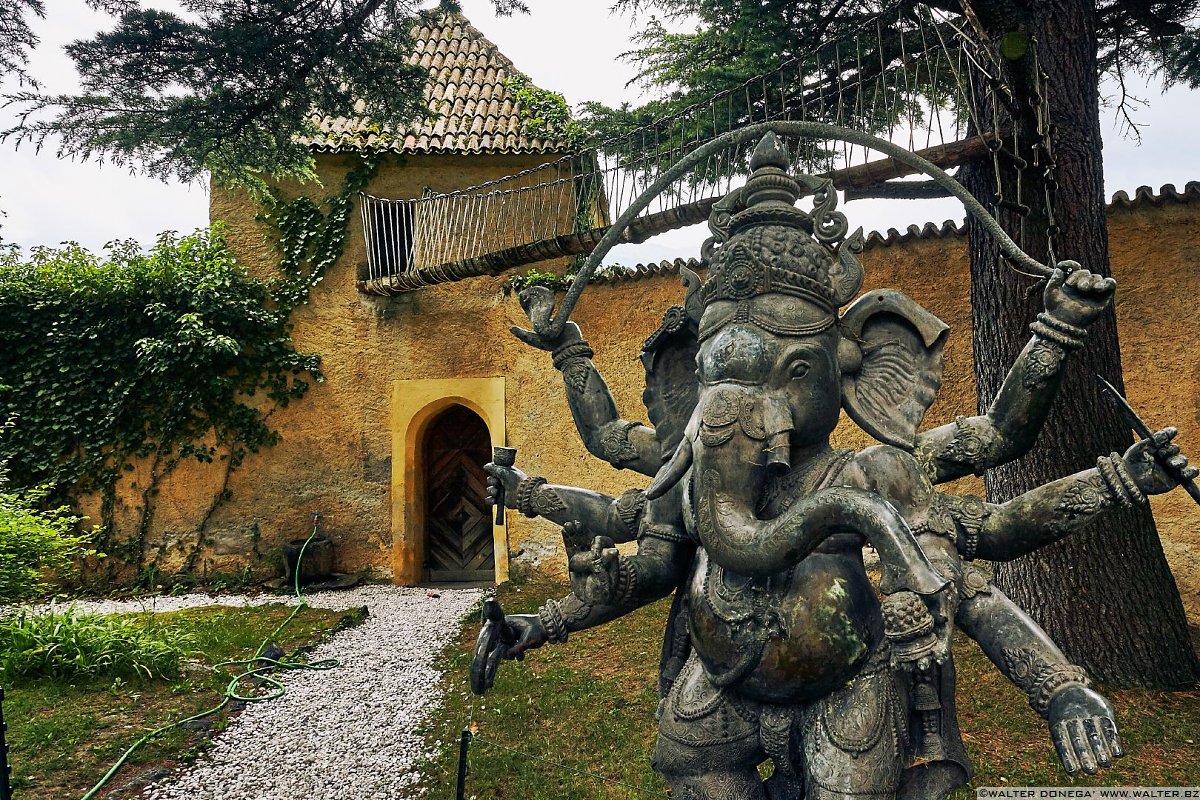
(604, 182, 1200, 282)
(589, 258, 705, 285)
(857, 181, 1200, 250)
(307, 12, 570, 155)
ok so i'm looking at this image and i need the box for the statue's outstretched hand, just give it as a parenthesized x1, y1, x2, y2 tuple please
(565, 529, 622, 605)
(1047, 683, 1123, 775)
(484, 461, 527, 509)
(470, 599, 548, 695)
(1042, 266, 1116, 328)
(1122, 426, 1198, 495)
(510, 285, 584, 351)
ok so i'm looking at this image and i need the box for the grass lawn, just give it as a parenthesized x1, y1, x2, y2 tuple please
(7, 602, 364, 800)
(417, 572, 1200, 799)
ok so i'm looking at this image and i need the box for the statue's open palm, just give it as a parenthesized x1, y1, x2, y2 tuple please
(1048, 683, 1123, 774)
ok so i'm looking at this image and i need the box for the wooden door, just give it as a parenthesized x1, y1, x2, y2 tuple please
(423, 405, 495, 582)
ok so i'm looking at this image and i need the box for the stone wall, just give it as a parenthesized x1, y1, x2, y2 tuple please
(96, 155, 1200, 620)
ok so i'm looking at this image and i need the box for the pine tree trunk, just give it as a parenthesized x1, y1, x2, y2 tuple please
(958, 0, 1198, 687)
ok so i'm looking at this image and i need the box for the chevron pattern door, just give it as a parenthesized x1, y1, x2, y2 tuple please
(423, 405, 495, 582)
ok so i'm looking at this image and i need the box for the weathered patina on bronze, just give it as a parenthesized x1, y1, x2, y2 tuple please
(471, 134, 1197, 799)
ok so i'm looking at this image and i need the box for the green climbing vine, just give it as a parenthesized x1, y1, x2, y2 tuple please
(0, 156, 379, 588)
(504, 74, 588, 150)
(503, 263, 625, 295)
(0, 230, 318, 582)
(503, 267, 577, 294)
(258, 155, 379, 309)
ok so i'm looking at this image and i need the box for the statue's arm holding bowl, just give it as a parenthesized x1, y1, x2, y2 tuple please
(484, 461, 647, 543)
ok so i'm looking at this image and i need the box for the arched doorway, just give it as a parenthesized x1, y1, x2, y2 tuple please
(421, 404, 495, 582)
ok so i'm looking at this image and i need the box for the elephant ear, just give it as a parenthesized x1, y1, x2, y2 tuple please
(642, 305, 701, 461)
(839, 289, 950, 450)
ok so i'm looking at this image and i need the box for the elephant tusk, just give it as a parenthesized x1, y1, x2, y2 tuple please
(764, 431, 791, 473)
(647, 437, 694, 500)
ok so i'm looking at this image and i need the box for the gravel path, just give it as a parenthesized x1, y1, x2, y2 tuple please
(93, 584, 487, 800)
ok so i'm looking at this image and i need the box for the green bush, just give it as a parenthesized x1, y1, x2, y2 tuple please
(0, 227, 321, 571)
(0, 478, 87, 601)
(0, 608, 193, 681)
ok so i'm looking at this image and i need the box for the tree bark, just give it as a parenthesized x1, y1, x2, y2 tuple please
(958, 0, 1198, 687)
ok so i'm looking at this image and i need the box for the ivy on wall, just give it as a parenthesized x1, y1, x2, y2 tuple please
(0, 230, 317, 579)
(502, 263, 626, 295)
(503, 75, 587, 150)
(0, 155, 378, 586)
(259, 155, 379, 309)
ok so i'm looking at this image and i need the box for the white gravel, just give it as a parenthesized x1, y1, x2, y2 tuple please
(75, 584, 486, 800)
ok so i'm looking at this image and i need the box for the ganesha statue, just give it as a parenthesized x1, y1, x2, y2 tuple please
(471, 133, 1196, 799)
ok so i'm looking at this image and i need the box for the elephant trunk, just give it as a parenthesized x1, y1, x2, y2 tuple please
(696, 476, 946, 595)
(648, 383, 945, 597)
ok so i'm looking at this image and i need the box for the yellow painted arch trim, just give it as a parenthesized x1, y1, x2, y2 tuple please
(391, 377, 508, 585)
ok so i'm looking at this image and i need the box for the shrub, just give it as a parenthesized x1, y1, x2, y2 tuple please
(0, 228, 321, 572)
(0, 608, 192, 681)
(0, 478, 88, 601)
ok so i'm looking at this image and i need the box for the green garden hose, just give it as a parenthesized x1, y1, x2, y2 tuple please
(81, 514, 340, 800)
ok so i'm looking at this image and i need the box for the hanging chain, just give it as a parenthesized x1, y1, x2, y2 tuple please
(1029, 35, 1061, 269)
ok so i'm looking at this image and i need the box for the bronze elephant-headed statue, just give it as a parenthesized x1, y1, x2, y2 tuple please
(472, 134, 1194, 799)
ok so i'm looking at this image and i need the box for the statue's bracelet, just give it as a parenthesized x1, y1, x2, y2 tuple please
(1097, 452, 1146, 507)
(1030, 312, 1087, 351)
(1033, 666, 1091, 716)
(612, 556, 640, 605)
(516, 476, 549, 517)
(538, 598, 569, 644)
(552, 340, 594, 371)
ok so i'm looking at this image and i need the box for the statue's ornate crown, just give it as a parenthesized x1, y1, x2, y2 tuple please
(700, 134, 865, 323)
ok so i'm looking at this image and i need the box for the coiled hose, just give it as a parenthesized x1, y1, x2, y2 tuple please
(81, 514, 340, 800)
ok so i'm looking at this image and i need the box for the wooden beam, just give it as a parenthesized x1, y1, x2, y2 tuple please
(358, 133, 996, 296)
(844, 180, 953, 201)
(831, 134, 993, 190)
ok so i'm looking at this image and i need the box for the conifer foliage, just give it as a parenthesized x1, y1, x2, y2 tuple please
(0, 0, 526, 187)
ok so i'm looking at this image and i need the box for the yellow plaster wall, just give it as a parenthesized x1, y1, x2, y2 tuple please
(99, 151, 1200, 614)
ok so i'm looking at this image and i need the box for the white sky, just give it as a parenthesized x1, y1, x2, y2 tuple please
(1, 0, 1198, 266)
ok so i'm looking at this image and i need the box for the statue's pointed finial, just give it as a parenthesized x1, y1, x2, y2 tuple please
(741, 132, 801, 212)
(750, 132, 790, 172)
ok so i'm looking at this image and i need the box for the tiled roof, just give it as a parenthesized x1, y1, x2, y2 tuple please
(306, 13, 570, 155)
(860, 181, 1200, 249)
(1108, 181, 1200, 210)
(609, 182, 1200, 279)
(862, 219, 967, 249)
(590, 258, 703, 285)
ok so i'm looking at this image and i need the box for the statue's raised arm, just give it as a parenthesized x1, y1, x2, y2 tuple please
(511, 285, 699, 478)
(913, 267, 1116, 482)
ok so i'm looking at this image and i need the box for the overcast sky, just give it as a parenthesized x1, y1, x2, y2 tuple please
(2, 1, 1198, 266)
